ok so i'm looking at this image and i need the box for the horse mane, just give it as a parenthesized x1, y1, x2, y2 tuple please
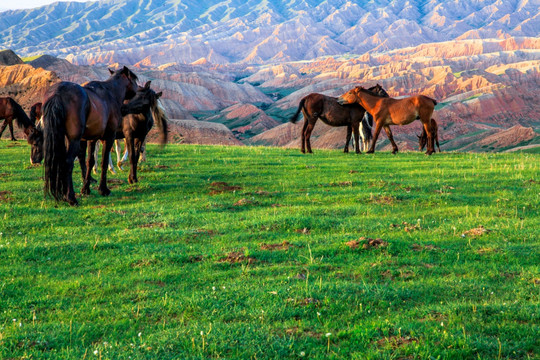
(9, 98, 33, 129)
(360, 86, 388, 98)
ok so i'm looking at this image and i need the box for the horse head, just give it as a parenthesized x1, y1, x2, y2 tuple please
(109, 66, 139, 101)
(25, 124, 44, 164)
(337, 86, 364, 105)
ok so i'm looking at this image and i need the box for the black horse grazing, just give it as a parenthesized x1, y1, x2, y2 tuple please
(418, 118, 441, 152)
(41, 66, 138, 205)
(290, 85, 389, 154)
(30, 102, 42, 124)
(117, 81, 168, 184)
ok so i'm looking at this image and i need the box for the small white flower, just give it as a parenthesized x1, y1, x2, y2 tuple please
(200, 331, 204, 336)
(212, 286, 216, 291)
(18, 232, 22, 235)
(94, 350, 99, 355)
(222, 286, 226, 289)
(325, 333, 331, 337)
(12, 318, 16, 322)
(317, 312, 321, 316)
(19, 322, 22, 327)
(300, 351, 305, 357)
(440, 322, 444, 327)
(138, 332, 142, 337)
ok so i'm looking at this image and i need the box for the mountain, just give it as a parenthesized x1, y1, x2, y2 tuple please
(0, 0, 538, 66)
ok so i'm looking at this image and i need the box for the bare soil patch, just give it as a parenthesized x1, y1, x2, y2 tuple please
(209, 181, 242, 195)
(260, 241, 291, 251)
(462, 225, 492, 237)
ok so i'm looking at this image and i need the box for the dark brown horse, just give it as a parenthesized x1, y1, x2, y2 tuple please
(30, 102, 42, 124)
(0, 97, 32, 141)
(338, 86, 438, 155)
(290, 85, 388, 154)
(418, 118, 441, 152)
(41, 66, 138, 205)
(116, 81, 168, 184)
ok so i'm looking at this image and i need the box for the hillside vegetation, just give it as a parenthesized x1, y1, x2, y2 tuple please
(0, 142, 538, 359)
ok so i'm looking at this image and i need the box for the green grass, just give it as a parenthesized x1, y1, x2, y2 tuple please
(0, 141, 539, 359)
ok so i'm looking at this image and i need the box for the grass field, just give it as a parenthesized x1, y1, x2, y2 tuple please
(0, 141, 538, 359)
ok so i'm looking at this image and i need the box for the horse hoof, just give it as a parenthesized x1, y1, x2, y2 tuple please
(66, 197, 79, 206)
(89, 177, 97, 184)
(81, 187, 90, 196)
(344, 149, 349, 153)
(367, 150, 374, 154)
(356, 150, 361, 154)
(392, 150, 398, 155)
(99, 187, 111, 196)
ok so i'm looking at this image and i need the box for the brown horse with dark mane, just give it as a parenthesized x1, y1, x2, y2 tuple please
(41, 66, 138, 205)
(418, 118, 441, 152)
(338, 86, 438, 155)
(0, 97, 33, 141)
(30, 102, 42, 124)
(116, 81, 168, 184)
(290, 85, 389, 154)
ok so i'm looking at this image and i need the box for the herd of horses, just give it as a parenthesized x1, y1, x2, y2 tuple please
(1, 66, 440, 206)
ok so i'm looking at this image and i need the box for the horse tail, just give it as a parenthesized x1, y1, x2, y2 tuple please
(43, 95, 67, 201)
(153, 99, 168, 146)
(362, 113, 373, 140)
(290, 98, 306, 123)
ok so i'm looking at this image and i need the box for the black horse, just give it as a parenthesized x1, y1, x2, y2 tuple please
(40, 66, 138, 205)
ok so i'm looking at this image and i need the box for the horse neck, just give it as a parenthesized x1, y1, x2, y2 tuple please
(356, 91, 380, 113)
(104, 77, 128, 105)
(12, 101, 34, 130)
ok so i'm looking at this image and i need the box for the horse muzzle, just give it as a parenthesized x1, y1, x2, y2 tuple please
(336, 97, 348, 105)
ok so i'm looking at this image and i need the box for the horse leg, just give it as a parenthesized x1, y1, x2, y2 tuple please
(422, 121, 434, 155)
(64, 140, 81, 206)
(305, 122, 315, 154)
(79, 140, 88, 182)
(353, 121, 361, 154)
(8, 119, 16, 141)
(383, 126, 398, 154)
(115, 139, 124, 170)
(82, 141, 97, 195)
(130, 137, 145, 184)
(98, 137, 114, 196)
(0, 119, 8, 138)
(300, 118, 308, 153)
(108, 151, 116, 174)
(367, 120, 384, 153)
(126, 135, 137, 184)
(140, 139, 147, 162)
(92, 141, 100, 175)
(344, 124, 352, 153)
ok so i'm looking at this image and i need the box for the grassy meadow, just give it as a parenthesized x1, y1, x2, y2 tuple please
(0, 141, 538, 359)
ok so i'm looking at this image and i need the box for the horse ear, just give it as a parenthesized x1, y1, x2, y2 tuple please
(108, 68, 115, 75)
(144, 81, 151, 89)
(156, 91, 162, 98)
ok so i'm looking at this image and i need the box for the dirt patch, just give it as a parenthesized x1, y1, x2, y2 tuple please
(476, 247, 500, 254)
(6, 142, 21, 147)
(109, 209, 127, 215)
(390, 221, 421, 232)
(138, 222, 167, 228)
(187, 255, 204, 263)
(0, 190, 13, 202)
(145, 280, 166, 287)
(0, 173, 10, 179)
(286, 297, 320, 307)
(219, 250, 256, 264)
(462, 225, 492, 237)
(130, 258, 157, 268)
(347, 237, 388, 250)
(377, 336, 418, 349)
(295, 227, 311, 235)
(411, 243, 439, 251)
(154, 164, 169, 169)
(369, 194, 397, 205)
(349, 170, 358, 174)
(260, 241, 291, 251)
(233, 198, 257, 206)
(209, 181, 242, 195)
(329, 181, 353, 187)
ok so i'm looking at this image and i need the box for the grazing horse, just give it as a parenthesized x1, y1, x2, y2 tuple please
(290, 85, 388, 154)
(418, 118, 441, 152)
(338, 86, 438, 155)
(0, 97, 32, 141)
(41, 66, 138, 205)
(30, 102, 42, 124)
(117, 81, 168, 184)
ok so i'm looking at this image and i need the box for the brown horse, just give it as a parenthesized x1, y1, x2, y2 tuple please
(0, 97, 33, 140)
(30, 102, 42, 124)
(290, 85, 389, 154)
(41, 66, 138, 205)
(337, 86, 438, 155)
(116, 81, 168, 184)
(418, 118, 441, 152)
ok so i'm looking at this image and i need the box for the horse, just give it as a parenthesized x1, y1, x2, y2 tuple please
(0, 97, 33, 141)
(116, 81, 168, 184)
(418, 118, 441, 152)
(289, 85, 388, 154)
(30, 102, 42, 124)
(352, 112, 374, 152)
(41, 66, 139, 205)
(337, 86, 438, 155)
